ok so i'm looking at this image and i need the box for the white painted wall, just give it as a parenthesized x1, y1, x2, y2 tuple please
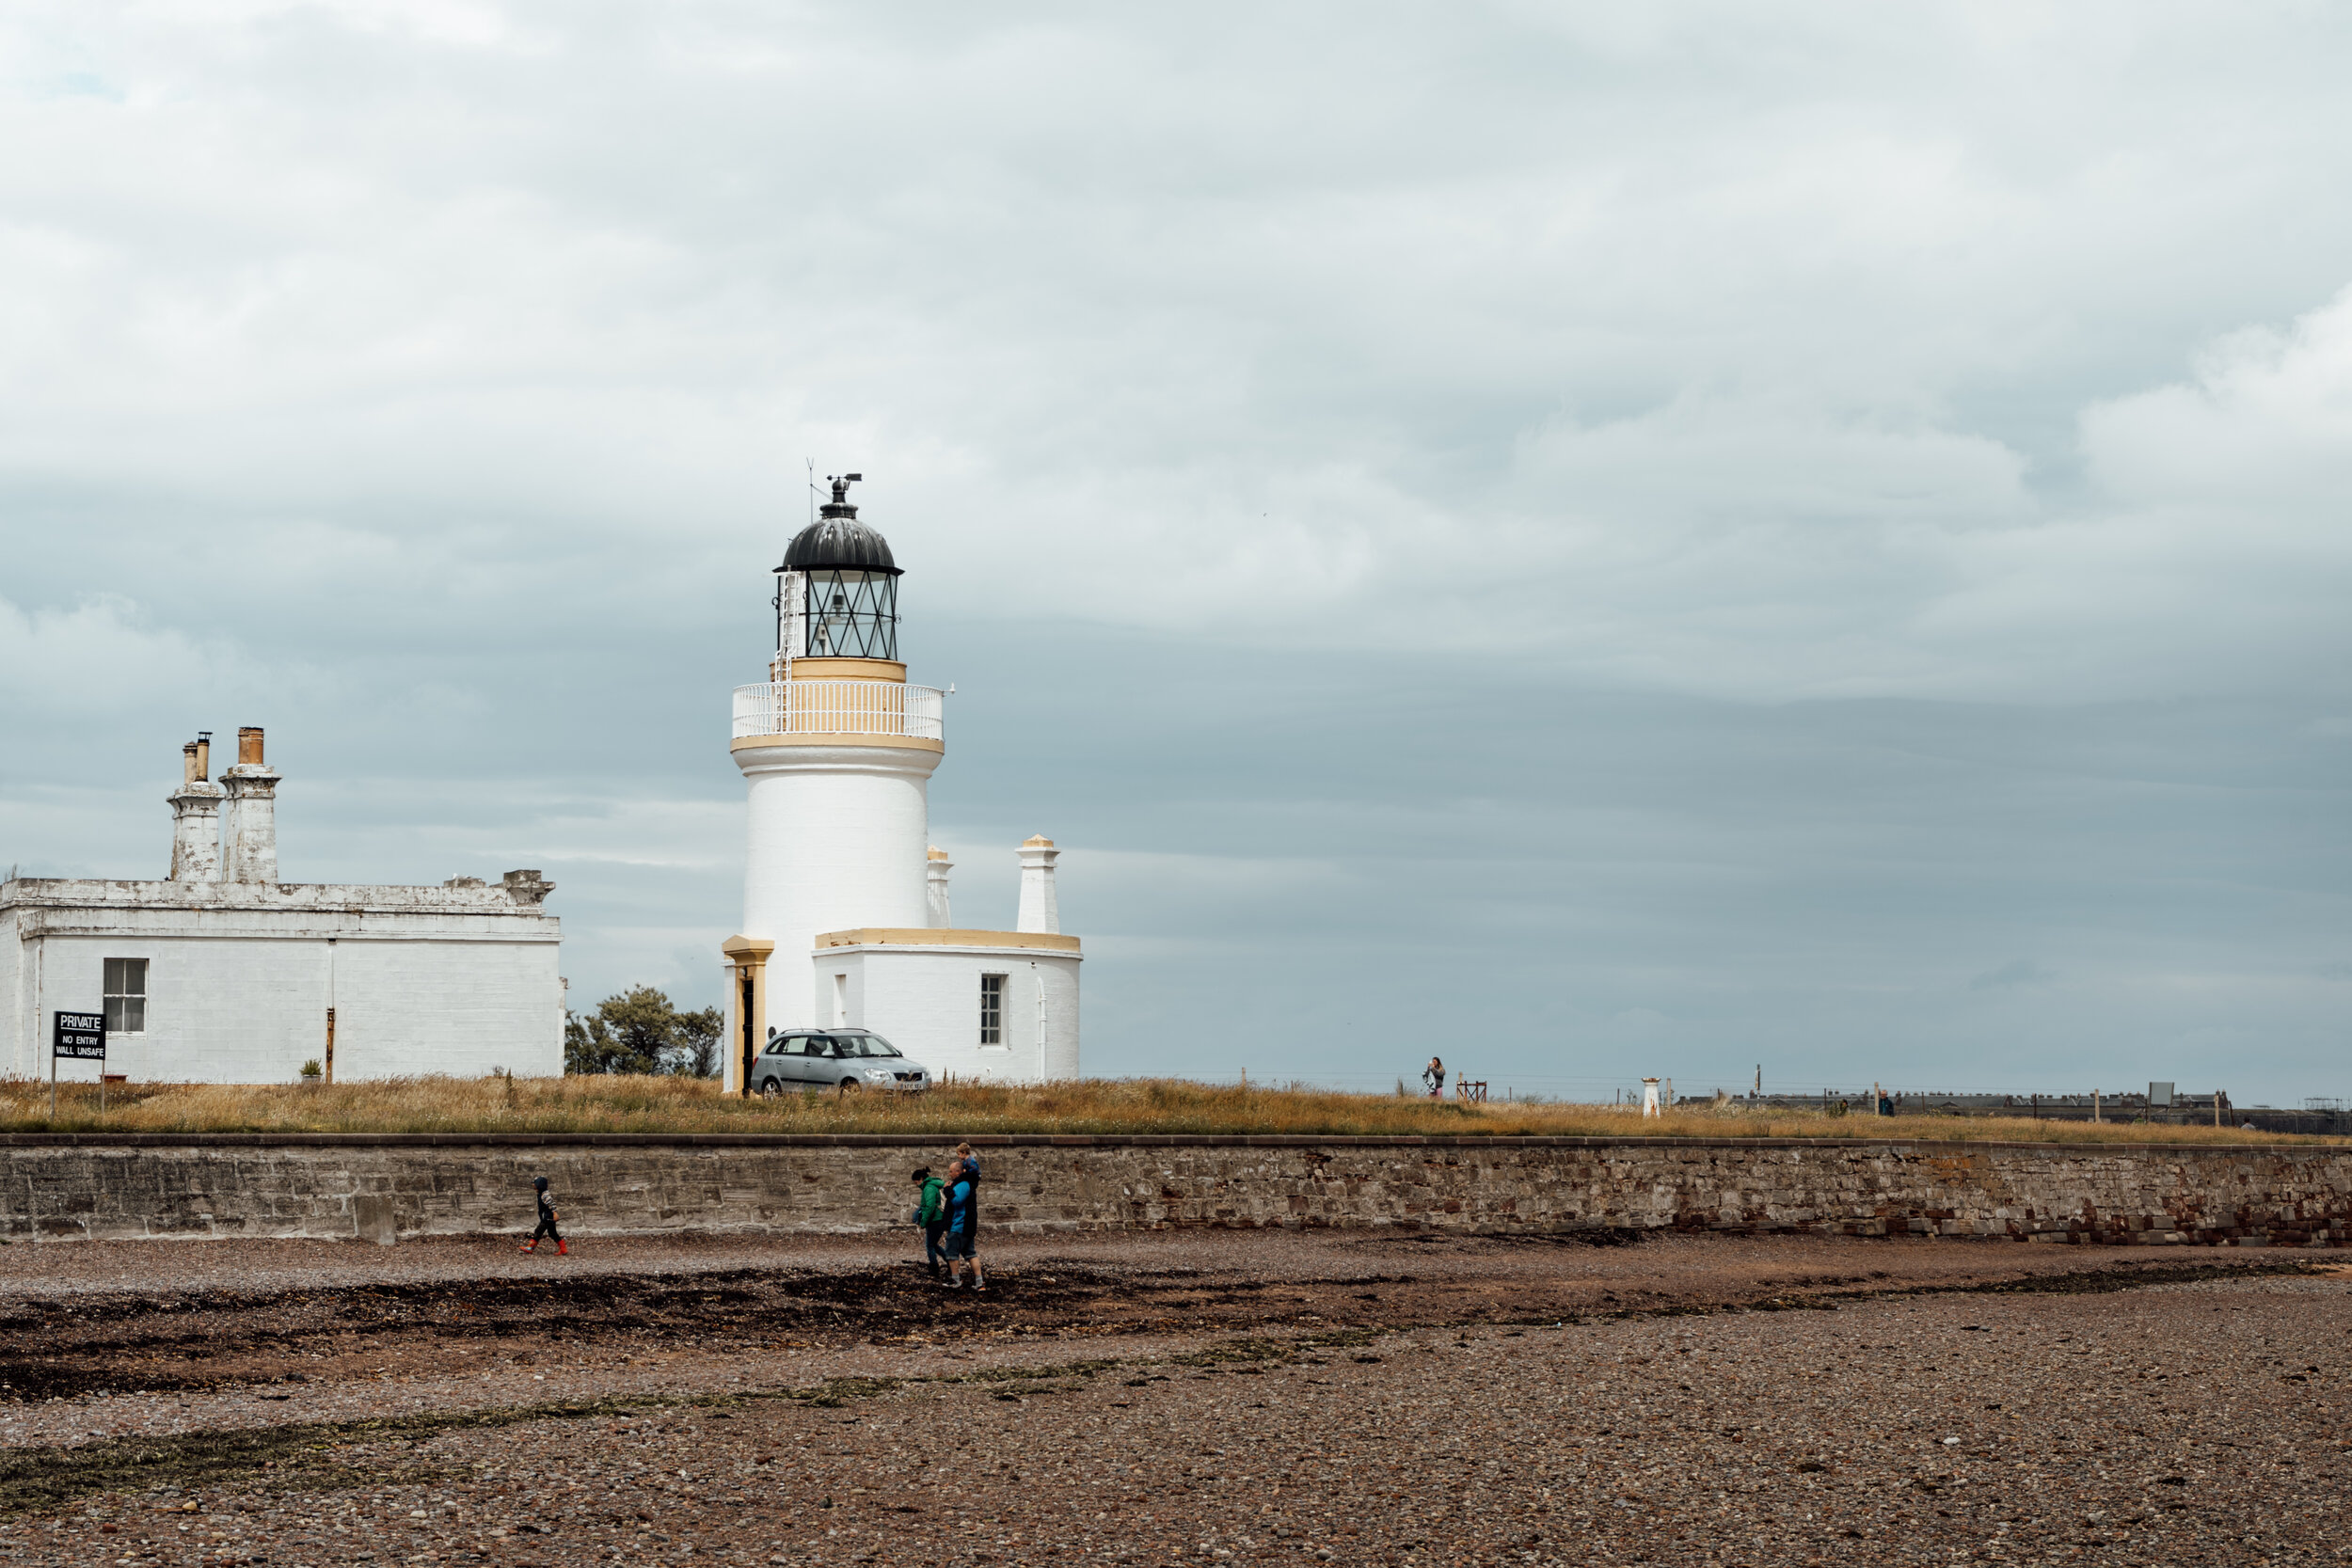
(0, 919, 18, 1078)
(734, 741, 939, 1033)
(1, 884, 563, 1083)
(812, 943, 1080, 1085)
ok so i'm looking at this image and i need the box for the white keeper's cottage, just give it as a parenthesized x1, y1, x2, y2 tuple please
(721, 475, 1082, 1090)
(0, 728, 564, 1084)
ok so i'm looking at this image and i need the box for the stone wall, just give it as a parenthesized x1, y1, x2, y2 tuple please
(0, 1133, 2345, 1246)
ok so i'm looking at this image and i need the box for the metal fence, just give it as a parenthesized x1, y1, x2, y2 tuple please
(731, 679, 946, 741)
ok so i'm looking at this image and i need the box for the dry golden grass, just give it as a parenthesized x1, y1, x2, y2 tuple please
(0, 1075, 2329, 1144)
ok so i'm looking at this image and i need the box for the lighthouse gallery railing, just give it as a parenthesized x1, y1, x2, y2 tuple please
(731, 679, 945, 742)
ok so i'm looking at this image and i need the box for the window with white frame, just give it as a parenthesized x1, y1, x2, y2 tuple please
(978, 973, 1005, 1046)
(103, 958, 148, 1035)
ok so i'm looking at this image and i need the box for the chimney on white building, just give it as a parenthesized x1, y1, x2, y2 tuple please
(167, 734, 226, 881)
(220, 725, 282, 884)
(1015, 835, 1059, 935)
(927, 846, 953, 927)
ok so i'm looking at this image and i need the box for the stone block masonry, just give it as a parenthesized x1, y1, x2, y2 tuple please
(0, 1134, 2345, 1246)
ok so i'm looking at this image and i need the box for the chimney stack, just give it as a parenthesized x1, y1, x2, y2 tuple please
(1016, 835, 1059, 935)
(167, 735, 226, 880)
(927, 846, 953, 928)
(220, 725, 282, 884)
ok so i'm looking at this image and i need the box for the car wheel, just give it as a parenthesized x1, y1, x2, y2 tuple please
(839, 1077, 863, 1091)
(757, 1079, 782, 1099)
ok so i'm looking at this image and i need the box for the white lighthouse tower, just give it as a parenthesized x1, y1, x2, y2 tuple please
(721, 475, 1081, 1091)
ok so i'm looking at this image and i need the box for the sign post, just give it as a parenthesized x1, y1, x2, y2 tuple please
(51, 1011, 105, 1120)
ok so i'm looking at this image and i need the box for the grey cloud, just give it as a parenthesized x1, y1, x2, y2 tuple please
(1970, 960, 2058, 992)
(0, 2, 2347, 1101)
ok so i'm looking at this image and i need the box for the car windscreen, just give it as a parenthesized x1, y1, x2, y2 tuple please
(840, 1036, 902, 1058)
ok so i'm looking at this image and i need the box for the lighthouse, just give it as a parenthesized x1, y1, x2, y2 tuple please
(720, 476, 1081, 1091)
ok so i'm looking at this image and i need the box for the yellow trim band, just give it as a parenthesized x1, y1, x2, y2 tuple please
(775, 657, 907, 683)
(816, 927, 1082, 953)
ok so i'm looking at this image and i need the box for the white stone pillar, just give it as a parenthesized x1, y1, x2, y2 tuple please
(220, 726, 282, 884)
(1641, 1077, 1661, 1118)
(1016, 835, 1060, 935)
(167, 738, 226, 881)
(927, 847, 953, 927)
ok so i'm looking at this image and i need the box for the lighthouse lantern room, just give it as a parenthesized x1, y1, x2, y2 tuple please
(723, 475, 1081, 1091)
(773, 474, 902, 663)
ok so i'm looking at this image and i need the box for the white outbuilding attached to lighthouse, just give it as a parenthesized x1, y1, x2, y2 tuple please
(721, 475, 1081, 1090)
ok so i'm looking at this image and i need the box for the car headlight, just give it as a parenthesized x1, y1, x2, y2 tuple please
(864, 1068, 894, 1080)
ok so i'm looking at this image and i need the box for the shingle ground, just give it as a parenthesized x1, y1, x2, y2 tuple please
(0, 1231, 2340, 1566)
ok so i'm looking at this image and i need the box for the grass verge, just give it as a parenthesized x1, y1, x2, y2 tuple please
(0, 1075, 2329, 1146)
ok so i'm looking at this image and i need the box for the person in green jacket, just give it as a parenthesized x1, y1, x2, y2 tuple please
(911, 1166, 948, 1278)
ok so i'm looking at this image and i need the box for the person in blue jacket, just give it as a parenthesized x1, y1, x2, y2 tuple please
(941, 1156, 986, 1292)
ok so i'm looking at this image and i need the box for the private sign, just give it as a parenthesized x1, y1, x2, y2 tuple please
(52, 1012, 105, 1060)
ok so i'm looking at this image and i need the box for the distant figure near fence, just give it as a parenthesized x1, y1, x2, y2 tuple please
(1423, 1056, 1446, 1099)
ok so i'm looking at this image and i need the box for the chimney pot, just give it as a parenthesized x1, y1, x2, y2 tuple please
(238, 726, 264, 766)
(182, 741, 200, 784)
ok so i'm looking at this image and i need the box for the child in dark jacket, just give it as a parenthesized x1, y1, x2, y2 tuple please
(912, 1166, 947, 1277)
(521, 1175, 567, 1255)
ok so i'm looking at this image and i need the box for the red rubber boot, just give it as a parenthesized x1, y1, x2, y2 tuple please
(556, 1239, 569, 1256)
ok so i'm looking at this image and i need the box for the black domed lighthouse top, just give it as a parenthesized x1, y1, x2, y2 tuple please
(779, 473, 901, 577)
(772, 473, 903, 660)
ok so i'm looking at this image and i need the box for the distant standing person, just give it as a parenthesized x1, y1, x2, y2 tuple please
(521, 1175, 566, 1256)
(912, 1165, 947, 1278)
(1423, 1056, 1446, 1100)
(942, 1157, 986, 1292)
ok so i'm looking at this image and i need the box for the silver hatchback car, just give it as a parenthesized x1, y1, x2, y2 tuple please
(751, 1028, 930, 1095)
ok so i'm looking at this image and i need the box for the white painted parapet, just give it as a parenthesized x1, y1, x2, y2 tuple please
(1016, 835, 1060, 935)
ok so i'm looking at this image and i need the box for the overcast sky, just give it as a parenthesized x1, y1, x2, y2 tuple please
(3, 3, 2347, 1101)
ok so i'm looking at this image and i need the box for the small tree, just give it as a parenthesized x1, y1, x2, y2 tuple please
(564, 988, 725, 1077)
(673, 1006, 724, 1078)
